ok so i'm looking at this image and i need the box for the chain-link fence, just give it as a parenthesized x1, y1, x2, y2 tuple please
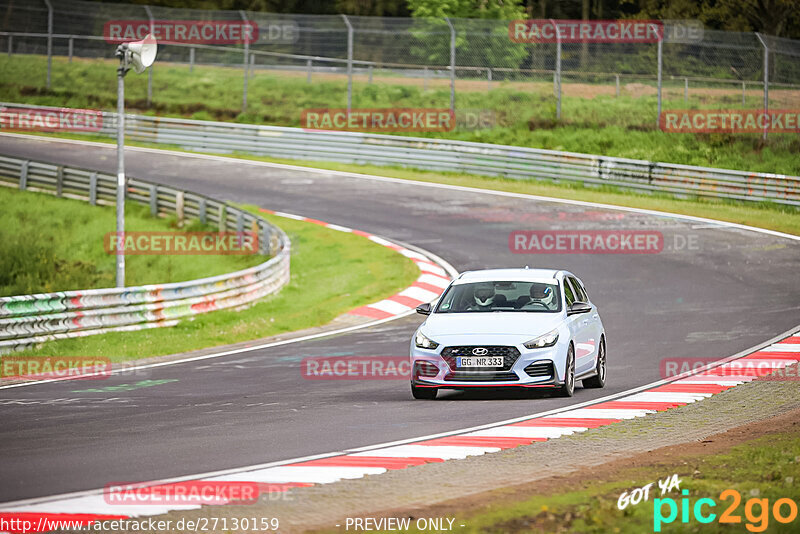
(1, 0, 799, 133)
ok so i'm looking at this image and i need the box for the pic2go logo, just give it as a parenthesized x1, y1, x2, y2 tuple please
(654, 489, 799, 532)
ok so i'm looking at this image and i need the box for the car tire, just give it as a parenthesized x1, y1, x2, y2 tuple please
(583, 337, 606, 389)
(557, 344, 575, 397)
(411, 384, 437, 400)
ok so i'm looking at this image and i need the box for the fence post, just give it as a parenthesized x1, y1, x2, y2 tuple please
(423, 66, 428, 91)
(218, 205, 227, 232)
(176, 191, 185, 226)
(615, 74, 620, 97)
(445, 17, 456, 113)
(306, 58, 312, 83)
(550, 18, 561, 120)
(19, 161, 29, 190)
(341, 14, 353, 113)
(189, 47, 195, 72)
(684, 77, 688, 103)
(43, 0, 53, 89)
(7, 35, 12, 57)
(487, 67, 491, 91)
(89, 172, 98, 205)
(144, 6, 154, 108)
(742, 81, 746, 106)
(250, 53, 255, 78)
(240, 10, 250, 113)
(755, 33, 769, 141)
(68, 38, 73, 63)
(368, 65, 373, 84)
(656, 35, 662, 127)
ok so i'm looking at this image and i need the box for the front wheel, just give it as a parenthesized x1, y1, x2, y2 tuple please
(583, 337, 606, 389)
(411, 384, 437, 400)
(557, 345, 575, 397)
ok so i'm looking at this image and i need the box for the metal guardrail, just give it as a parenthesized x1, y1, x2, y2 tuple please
(0, 153, 291, 353)
(3, 102, 797, 206)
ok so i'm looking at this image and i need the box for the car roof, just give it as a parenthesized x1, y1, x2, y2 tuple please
(453, 268, 563, 285)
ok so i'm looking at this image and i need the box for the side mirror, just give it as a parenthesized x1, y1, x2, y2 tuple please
(416, 302, 432, 315)
(567, 301, 592, 316)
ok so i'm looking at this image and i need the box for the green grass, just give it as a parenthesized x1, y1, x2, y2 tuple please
(0, 186, 262, 296)
(2, 55, 799, 175)
(360, 430, 800, 534)
(11, 207, 419, 362)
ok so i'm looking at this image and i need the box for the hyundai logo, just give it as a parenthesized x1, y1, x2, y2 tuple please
(472, 347, 489, 356)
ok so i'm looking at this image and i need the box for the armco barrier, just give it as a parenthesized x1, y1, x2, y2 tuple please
(2, 102, 797, 206)
(0, 154, 290, 353)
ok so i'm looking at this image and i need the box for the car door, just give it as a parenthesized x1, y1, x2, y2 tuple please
(568, 276, 600, 375)
(563, 277, 592, 375)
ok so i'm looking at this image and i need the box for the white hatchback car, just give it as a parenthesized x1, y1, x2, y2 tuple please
(410, 268, 606, 400)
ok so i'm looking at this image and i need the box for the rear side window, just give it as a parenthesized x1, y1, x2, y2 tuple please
(563, 279, 576, 307)
(569, 276, 588, 302)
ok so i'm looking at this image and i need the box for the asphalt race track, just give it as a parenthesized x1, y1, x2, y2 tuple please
(1, 135, 799, 503)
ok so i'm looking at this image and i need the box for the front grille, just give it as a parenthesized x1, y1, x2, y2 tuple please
(524, 361, 554, 378)
(440, 346, 521, 371)
(444, 371, 518, 382)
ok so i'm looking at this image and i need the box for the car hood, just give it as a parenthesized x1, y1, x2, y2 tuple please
(422, 312, 563, 345)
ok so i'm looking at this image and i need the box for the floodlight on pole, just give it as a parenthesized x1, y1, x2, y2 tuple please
(114, 34, 156, 288)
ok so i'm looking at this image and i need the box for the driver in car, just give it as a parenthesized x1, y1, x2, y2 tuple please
(527, 283, 555, 310)
(467, 283, 496, 311)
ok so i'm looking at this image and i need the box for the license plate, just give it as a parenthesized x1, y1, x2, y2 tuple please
(456, 356, 504, 368)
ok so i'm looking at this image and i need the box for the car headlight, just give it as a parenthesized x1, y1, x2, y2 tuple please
(415, 332, 439, 350)
(524, 329, 559, 349)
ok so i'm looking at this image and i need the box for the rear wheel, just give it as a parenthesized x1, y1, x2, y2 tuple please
(583, 337, 606, 389)
(411, 384, 437, 400)
(557, 345, 575, 397)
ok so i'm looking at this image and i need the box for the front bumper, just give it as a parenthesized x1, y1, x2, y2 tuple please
(410, 342, 567, 389)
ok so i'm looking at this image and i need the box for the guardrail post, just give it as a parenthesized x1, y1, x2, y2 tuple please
(89, 172, 98, 205)
(259, 221, 270, 255)
(149, 184, 158, 216)
(189, 47, 195, 72)
(368, 65, 373, 84)
(341, 14, 353, 113)
(43, 0, 53, 89)
(19, 161, 28, 190)
(445, 17, 456, 113)
(756, 33, 769, 141)
(198, 198, 206, 224)
(236, 212, 244, 248)
(68, 38, 73, 63)
(56, 166, 63, 196)
(218, 205, 226, 232)
(176, 191, 185, 226)
(240, 10, 250, 113)
(306, 59, 312, 83)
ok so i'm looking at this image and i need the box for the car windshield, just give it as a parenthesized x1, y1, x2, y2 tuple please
(435, 281, 562, 313)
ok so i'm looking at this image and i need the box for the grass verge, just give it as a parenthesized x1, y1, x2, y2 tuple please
(10, 208, 419, 362)
(0, 185, 263, 296)
(1, 55, 799, 174)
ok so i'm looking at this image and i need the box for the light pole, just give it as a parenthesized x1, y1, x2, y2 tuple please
(114, 34, 156, 287)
